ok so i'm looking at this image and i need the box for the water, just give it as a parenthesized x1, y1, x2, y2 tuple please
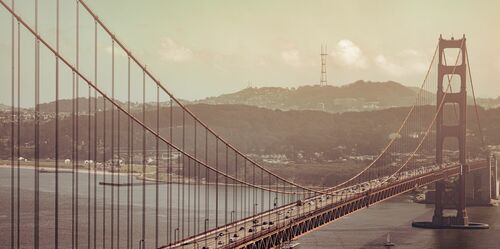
(0, 167, 292, 248)
(298, 195, 500, 249)
(1, 167, 499, 249)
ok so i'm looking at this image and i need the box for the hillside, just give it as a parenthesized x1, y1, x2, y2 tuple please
(197, 81, 429, 113)
(1, 103, 493, 162)
(16, 81, 500, 114)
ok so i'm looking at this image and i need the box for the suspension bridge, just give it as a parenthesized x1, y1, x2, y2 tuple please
(0, 1, 498, 249)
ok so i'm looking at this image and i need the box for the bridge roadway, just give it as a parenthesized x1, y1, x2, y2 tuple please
(161, 160, 488, 249)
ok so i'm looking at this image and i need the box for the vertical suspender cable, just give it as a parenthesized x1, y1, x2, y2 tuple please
(87, 19, 92, 247)
(87, 15, 92, 249)
(16, 16, 21, 249)
(129, 56, 134, 248)
(181, 110, 185, 240)
(127, 56, 131, 249)
(268, 165, 271, 224)
(54, 0, 60, 247)
(142, 69, 146, 246)
(87, 78, 91, 249)
(34, 0, 40, 247)
(204, 128, 208, 247)
(128, 66, 135, 249)
(155, 85, 159, 248)
(243, 160, 246, 238)
(102, 95, 106, 249)
(187, 120, 191, 237)
(234, 153, 237, 229)
(194, 122, 198, 234)
(93, 19, 97, 249)
(10, 1, 15, 248)
(261, 167, 264, 213)
(215, 140, 219, 229)
(111, 39, 115, 249)
(72, 18, 76, 249)
(75, 2, 81, 246)
(252, 163, 255, 218)
(176, 135, 181, 242)
(187, 158, 191, 237)
(225, 146, 228, 228)
(168, 98, 173, 245)
(116, 83, 121, 249)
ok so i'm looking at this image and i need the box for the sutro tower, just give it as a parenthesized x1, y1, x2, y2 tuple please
(320, 44, 328, 86)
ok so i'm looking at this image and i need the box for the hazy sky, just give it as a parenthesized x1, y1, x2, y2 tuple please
(1, 0, 500, 106)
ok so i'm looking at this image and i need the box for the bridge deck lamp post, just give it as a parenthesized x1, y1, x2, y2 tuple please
(204, 219, 209, 248)
(229, 211, 235, 243)
(230, 210, 235, 224)
(174, 228, 179, 244)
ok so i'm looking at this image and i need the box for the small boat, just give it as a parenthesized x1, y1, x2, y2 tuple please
(39, 168, 50, 173)
(282, 241, 300, 249)
(384, 233, 395, 247)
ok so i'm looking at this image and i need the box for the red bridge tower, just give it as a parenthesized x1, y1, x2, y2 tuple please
(433, 35, 469, 226)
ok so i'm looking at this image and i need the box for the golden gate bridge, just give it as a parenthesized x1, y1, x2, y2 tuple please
(0, 1, 498, 248)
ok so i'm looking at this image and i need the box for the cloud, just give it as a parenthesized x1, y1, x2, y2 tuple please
(281, 49, 302, 67)
(375, 55, 404, 76)
(375, 49, 429, 76)
(331, 39, 368, 69)
(158, 37, 193, 63)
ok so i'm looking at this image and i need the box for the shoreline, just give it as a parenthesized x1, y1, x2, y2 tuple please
(0, 164, 136, 176)
(0, 164, 325, 189)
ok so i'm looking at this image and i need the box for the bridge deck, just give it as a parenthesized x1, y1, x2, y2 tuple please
(161, 160, 487, 249)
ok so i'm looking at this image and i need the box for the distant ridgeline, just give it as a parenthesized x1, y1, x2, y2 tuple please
(14, 81, 500, 114)
(197, 81, 426, 113)
(196, 80, 500, 113)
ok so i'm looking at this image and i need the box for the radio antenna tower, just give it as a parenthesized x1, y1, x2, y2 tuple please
(320, 44, 328, 86)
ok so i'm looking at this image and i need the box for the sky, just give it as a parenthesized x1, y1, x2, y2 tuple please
(0, 0, 500, 106)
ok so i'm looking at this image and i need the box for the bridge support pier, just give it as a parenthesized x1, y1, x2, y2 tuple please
(413, 164, 488, 229)
(492, 155, 499, 200)
(463, 157, 497, 205)
(456, 169, 469, 225)
(431, 180, 445, 225)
